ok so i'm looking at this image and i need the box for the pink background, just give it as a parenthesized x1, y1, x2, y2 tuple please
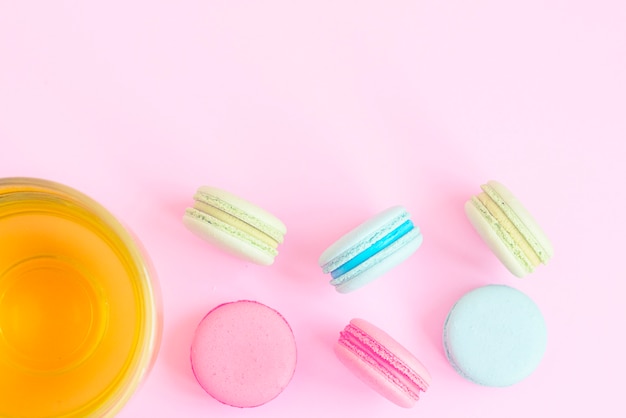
(1, 1, 625, 417)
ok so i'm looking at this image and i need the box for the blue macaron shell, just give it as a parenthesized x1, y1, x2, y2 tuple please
(443, 285, 547, 387)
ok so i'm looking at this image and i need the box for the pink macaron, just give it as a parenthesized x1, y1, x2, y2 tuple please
(190, 300, 297, 408)
(335, 318, 431, 408)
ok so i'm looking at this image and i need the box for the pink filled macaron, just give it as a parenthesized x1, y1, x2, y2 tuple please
(190, 300, 297, 408)
(335, 318, 431, 408)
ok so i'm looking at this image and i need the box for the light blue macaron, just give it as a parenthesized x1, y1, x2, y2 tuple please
(443, 285, 547, 386)
(319, 206, 423, 293)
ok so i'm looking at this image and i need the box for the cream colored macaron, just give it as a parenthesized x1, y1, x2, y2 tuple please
(465, 181, 553, 277)
(183, 187, 286, 265)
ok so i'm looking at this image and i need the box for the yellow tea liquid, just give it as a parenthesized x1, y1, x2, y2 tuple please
(0, 186, 150, 417)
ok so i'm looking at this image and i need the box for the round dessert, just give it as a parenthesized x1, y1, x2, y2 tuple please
(465, 181, 553, 277)
(183, 186, 287, 265)
(190, 300, 297, 408)
(443, 285, 547, 386)
(319, 206, 423, 293)
(335, 318, 431, 408)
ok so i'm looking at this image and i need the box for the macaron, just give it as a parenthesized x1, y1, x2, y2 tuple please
(465, 180, 554, 277)
(443, 285, 547, 387)
(319, 206, 422, 293)
(190, 300, 297, 408)
(335, 318, 431, 408)
(183, 186, 286, 265)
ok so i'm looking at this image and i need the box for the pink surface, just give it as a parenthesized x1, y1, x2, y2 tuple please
(1, 1, 625, 417)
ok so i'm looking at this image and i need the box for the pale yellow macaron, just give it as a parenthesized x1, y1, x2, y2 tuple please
(465, 181, 553, 277)
(183, 187, 286, 265)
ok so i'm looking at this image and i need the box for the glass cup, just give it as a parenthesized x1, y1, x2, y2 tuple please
(0, 178, 162, 417)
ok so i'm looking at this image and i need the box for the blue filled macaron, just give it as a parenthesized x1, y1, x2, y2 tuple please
(318, 206, 422, 293)
(443, 285, 547, 386)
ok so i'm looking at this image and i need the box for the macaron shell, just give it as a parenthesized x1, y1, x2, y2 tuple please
(332, 230, 422, 293)
(443, 285, 547, 387)
(197, 186, 287, 241)
(486, 181, 554, 261)
(465, 200, 529, 277)
(190, 301, 297, 408)
(183, 212, 275, 265)
(319, 206, 409, 270)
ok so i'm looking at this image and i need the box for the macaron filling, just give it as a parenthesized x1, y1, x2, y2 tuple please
(330, 220, 414, 279)
(470, 195, 536, 274)
(193, 191, 285, 244)
(192, 201, 279, 249)
(481, 183, 550, 263)
(184, 207, 278, 256)
(338, 323, 428, 400)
